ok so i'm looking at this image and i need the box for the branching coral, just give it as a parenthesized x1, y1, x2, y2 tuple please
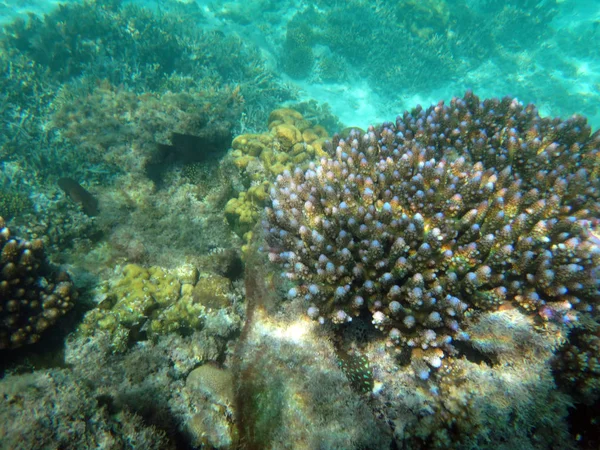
(264, 91, 600, 378)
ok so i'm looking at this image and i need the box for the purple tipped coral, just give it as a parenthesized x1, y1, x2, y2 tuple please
(264, 91, 600, 376)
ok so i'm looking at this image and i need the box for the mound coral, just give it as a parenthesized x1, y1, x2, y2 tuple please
(0, 216, 77, 349)
(78, 264, 196, 350)
(226, 108, 329, 241)
(264, 91, 600, 378)
(78, 262, 243, 352)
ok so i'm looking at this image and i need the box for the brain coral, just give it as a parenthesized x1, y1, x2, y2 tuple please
(264, 91, 600, 378)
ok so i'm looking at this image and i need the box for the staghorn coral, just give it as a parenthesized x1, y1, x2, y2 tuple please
(0, 216, 77, 349)
(264, 91, 600, 378)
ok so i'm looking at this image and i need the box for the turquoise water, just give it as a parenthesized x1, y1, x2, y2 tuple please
(1, 1, 599, 449)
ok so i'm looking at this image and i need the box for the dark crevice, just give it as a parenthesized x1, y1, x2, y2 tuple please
(453, 340, 496, 366)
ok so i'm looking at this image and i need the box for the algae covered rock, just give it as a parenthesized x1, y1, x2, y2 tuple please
(226, 109, 330, 243)
(192, 273, 233, 310)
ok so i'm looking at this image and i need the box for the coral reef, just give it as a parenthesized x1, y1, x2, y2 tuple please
(77, 262, 242, 352)
(0, 216, 77, 349)
(225, 108, 329, 240)
(264, 91, 600, 379)
(268, 0, 571, 117)
(2, 0, 599, 447)
(0, 368, 173, 450)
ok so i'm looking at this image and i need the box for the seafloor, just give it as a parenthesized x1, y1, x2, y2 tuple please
(1, 1, 599, 449)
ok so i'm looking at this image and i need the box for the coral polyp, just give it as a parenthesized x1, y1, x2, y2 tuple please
(264, 91, 600, 377)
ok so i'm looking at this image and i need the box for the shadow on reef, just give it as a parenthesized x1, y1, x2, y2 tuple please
(145, 126, 232, 188)
(94, 379, 194, 450)
(567, 400, 600, 450)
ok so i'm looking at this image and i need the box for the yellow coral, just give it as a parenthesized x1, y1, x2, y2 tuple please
(268, 108, 304, 125)
(148, 292, 205, 336)
(77, 264, 218, 347)
(227, 109, 330, 243)
(224, 193, 259, 236)
(271, 123, 302, 151)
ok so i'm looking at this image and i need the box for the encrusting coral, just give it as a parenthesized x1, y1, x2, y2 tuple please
(264, 91, 600, 379)
(0, 216, 77, 349)
(77, 262, 242, 352)
(225, 108, 329, 241)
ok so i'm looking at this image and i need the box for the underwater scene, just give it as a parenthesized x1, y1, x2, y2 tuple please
(1, 0, 600, 448)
